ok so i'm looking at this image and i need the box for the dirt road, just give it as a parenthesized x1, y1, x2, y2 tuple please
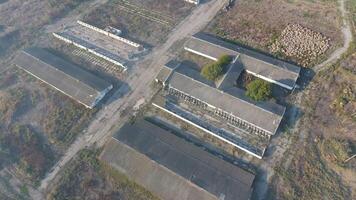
(39, 0, 227, 194)
(314, 0, 353, 72)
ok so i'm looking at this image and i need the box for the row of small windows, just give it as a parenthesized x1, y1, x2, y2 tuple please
(166, 86, 271, 137)
(167, 87, 208, 109)
(214, 109, 269, 137)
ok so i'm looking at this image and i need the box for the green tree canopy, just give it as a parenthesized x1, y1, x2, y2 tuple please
(246, 79, 272, 101)
(201, 55, 232, 81)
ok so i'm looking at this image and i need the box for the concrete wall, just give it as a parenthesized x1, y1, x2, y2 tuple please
(53, 33, 127, 71)
(77, 20, 142, 49)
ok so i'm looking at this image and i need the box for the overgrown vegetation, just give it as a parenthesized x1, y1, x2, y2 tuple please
(320, 138, 353, 167)
(272, 139, 350, 200)
(49, 148, 158, 200)
(0, 88, 26, 123)
(201, 55, 232, 81)
(0, 68, 96, 188)
(0, 124, 55, 184)
(245, 79, 271, 101)
(348, 0, 356, 26)
(330, 84, 355, 120)
(42, 94, 95, 148)
(269, 55, 355, 199)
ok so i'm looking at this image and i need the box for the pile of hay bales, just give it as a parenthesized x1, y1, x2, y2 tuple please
(270, 24, 330, 67)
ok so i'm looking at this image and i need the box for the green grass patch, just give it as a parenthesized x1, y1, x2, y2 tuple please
(201, 55, 232, 81)
(245, 79, 272, 101)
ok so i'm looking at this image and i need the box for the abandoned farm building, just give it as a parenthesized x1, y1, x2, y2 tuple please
(53, 32, 128, 71)
(101, 120, 255, 200)
(156, 61, 286, 137)
(185, 32, 301, 90)
(14, 48, 113, 109)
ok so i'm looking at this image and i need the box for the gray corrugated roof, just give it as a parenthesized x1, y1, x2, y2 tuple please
(14, 48, 112, 108)
(216, 57, 244, 90)
(168, 68, 285, 134)
(155, 60, 180, 83)
(185, 32, 301, 89)
(114, 120, 255, 200)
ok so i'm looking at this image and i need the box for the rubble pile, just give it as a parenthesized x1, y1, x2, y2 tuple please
(270, 24, 330, 67)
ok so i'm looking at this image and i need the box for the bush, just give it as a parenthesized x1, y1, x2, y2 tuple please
(201, 55, 232, 81)
(246, 79, 271, 101)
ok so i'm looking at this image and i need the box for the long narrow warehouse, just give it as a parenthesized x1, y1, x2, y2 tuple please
(101, 120, 255, 200)
(14, 47, 113, 108)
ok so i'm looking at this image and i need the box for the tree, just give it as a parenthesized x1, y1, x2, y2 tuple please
(201, 55, 232, 81)
(246, 79, 272, 101)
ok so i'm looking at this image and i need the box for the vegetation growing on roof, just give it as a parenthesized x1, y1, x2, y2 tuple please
(245, 79, 271, 101)
(201, 55, 232, 81)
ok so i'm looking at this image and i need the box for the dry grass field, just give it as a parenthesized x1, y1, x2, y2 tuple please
(0, 67, 95, 184)
(83, 0, 194, 46)
(0, 0, 98, 196)
(0, 0, 89, 58)
(206, 0, 342, 67)
(269, 61, 355, 200)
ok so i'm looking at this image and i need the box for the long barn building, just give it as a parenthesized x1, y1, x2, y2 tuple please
(185, 32, 301, 90)
(14, 48, 112, 108)
(156, 61, 286, 138)
(101, 120, 255, 200)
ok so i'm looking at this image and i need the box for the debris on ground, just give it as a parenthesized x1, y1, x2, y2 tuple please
(270, 24, 330, 67)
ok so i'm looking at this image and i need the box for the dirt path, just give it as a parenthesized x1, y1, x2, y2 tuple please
(314, 0, 353, 72)
(39, 0, 228, 195)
